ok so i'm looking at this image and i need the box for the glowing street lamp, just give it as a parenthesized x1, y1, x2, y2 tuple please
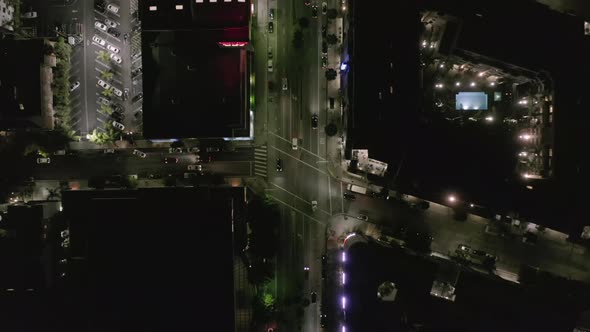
(455, 82, 461, 87)
(470, 82, 476, 87)
(448, 195, 456, 203)
(341, 296, 347, 309)
(485, 116, 494, 122)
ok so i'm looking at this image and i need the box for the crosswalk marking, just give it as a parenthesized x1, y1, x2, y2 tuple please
(254, 145, 268, 178)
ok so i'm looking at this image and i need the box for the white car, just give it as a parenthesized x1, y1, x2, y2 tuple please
(133, 149, 147, 158)
(97, 79, 111, 90)
(112, 121, 125, 130)
(107, 4, 119, 14)
(188, 147, 200, 153)
(111, 87, 123, 97)
(104, 18, 117, 28)
(69, 81, 80, 92)
(311, 200, 318, 212)
(92, 35, 106, 46)
(94, 21, 108, 31)
(187, 164, 202, 171)
(110, 53, 122, 64)
(98, 96, 111, 106)
(322, 2, 327, 15)
(169, 147, 183, 153)
(107, 44, 120, 54)
(37, 157, 51, 164)
(282, 77, 288, 90)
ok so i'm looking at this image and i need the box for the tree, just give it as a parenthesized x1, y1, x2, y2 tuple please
(100, 104, 113, 116)
(327, 34, 338, 45)
(97, 50, 110, 62)
(100, 69, 114, 81)
(325, 123, 337, 136)
(293, 30, 304, 49)
(327, 8, 338, 19)
(101, 88, 113, 97)
(325, 68, 337, 81)
(298, 17, 310, 29)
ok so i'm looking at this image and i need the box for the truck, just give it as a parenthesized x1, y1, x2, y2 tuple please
(346, 184, 368, 195)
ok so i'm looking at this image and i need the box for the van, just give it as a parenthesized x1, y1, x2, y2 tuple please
(268, 59, 273, 72)
(292, 138, 298, 150)
(329, 97, 335, 109)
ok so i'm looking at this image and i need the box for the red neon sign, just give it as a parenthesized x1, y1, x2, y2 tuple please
(217, 41, 249, 48)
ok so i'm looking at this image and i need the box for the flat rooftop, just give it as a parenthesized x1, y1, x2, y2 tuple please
(61, 187, 240, 331)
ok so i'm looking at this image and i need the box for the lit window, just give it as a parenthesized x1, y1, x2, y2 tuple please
(210, 0, 217, 2)
(196, 0, 203, 3)
(149, 5, 157, 11)
(238, 0, 245, 2)
(224, 0, 231, 2)
(176, 4, 183, 9)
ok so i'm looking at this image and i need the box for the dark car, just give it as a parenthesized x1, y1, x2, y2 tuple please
(311, 114, 318, 129)
(111, 112, 124, 121)
(304, 0, 311, 5)
(107, 27, 120, 37)
(343, 193, 356, 201)
(311, 292, 317, 303)
(276, 158, 283, 172)
(163, 157, 178, 164)
(112, 103, 123, 113)
(321, 24, 326, 38)
(321, 56, 328, 69)
(322, 41, 328, 55)
(268, 22, 274, 33)
(321, 254, 327, 265)
(132, 92, 143, 103)
(312, 5, 318, 18)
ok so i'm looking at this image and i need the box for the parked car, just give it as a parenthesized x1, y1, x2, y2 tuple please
(36, 157, 51, 164)
(322, 2, 327, 15)
(322, 42, 328, 56)
(107, 27, 120, 37)
(98, 96, 111, 106)
(107, 4, 119, 14)
(111, 121, 125, 130)
(357, 214, 368, 221)
(104, 18, 117, 28)
(187, 164, 202, 172)
(276, 158, 283, 172)
(321, 56, 328, 68)
(70, 81, 80, 92)
(97, 79, 110, 89)
(206, 147, 220, 153)
(169, 147, 182, 153)
(343, 193, 356, 201)
(311, 200, 318, 212)
(110, 53, 122, 64)
(94, 21, 107, 31)
(282, 77, 288, 90)
(110, 112, 124, 121)
(163, 157, 178, 164)
(103, 148, 115, 154)
(112, 103, 123, 113)
(107, 44, 120, 54)
(188, 147, 200, 153)
(111, 87, 123, 97)
(268, 21, 274, 33)
(133, 149, 147, 158)
(311, 114, 318, 129)
(312, 5, 318, 18)
(92, 35, 106, 46)
(132, 92, 143, 102)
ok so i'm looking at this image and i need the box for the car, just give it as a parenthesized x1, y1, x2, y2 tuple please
(206, 147, 220, 152)
(357, 214, 368, 221)
(132, 68, 143, 76)
(188, 147, 200, 153)
(132, 92, 143, 102)
(103, 148, 115, 154)
(110, 53, 122, 64)
(311, 292, 317, 303)
(304, 0, 311, 5)
(322, 2, 327, 14)
(187, 164, 202, 171)
(97, 79, 111, 89)
(321, 56, 328, 68)
(111, 87, 123, 97)
(123, 88, 129, 100)
(107, 27, 120, 37)
(94, 21, 108, 31)
(343, 193, 356, 201)
(311, 200, 318, 212)
(110, 112, 124, 121)
(276, 158, 283, 172)
(104, 18, 117, 28)
(321, 24, 327, 38)
(98, 96, 111, 106)
(111, 121, 125, 130)
(95, 1, 105, 11)
(268, 48, 273, 59)
(322, 42, 328, 56)
(107, 4, 119, 14)
(107, 44, 120, 54)
(311, 114, 318, 129)
(268, 59, 273, 72)
(70, 81, 80, 92)
(282, 77, 288, 90)
(112, 103, 123, 113)
(292, 137, 298, 150)
(163, 157, 178, 164)
(312, 5, 318, 18)
(133, 149, 147, 158)
(304, 266, 310, 279)
(92, 35, 106, 46)
(269, 8, 275, 21)
(268, 21, 274, 33)
(37, 157, 50, 164)
(169, 147, 183, 153)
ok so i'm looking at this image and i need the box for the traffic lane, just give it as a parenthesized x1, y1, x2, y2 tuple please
(203, 161, 252, 176)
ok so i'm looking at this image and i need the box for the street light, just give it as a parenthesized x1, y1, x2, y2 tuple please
(470, 82, 476, 87)
(490, 82, 496, 86)
(470, 203, 474, 208)
(455, 82, 461, 87)
(485, 116, 494, 122)
(341, 296, 347, 309)
(448, 195, 456, 203)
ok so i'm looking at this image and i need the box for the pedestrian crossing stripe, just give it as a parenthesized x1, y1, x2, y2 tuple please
(254, 145, 268, 178)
